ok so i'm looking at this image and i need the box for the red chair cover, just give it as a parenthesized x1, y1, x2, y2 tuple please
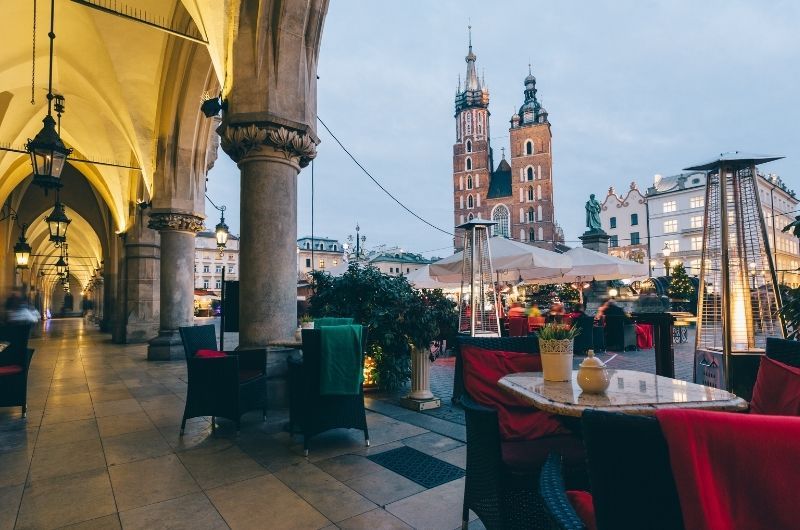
(462, 345, 569, 441)
(656, 409, 800, 530)
(750, 356, 800, 416)
(635, 323, 653, 349)
(508, 317, 528, 337)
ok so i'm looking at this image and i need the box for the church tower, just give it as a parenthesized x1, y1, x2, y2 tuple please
(452, 29, 491, 249)
(508, 67, 558, 248)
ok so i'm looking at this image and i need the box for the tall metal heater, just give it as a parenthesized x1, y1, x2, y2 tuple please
(689, 153, 785, 399)
(458, 219, 501, 337)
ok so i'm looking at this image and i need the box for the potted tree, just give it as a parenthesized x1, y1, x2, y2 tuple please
(537, 323, 580, 381)
(402, 290, 443, 403)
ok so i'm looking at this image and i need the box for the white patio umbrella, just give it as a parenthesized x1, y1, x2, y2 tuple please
(532, 246, 648, 284)
(429, 236, 572, 283)
(405, 265, 461, 290)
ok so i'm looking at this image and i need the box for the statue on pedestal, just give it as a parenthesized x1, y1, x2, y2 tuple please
(585, 193, 603, 233)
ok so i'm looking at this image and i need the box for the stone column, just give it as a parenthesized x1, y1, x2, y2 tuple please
(147, 212, 203, 360)
(119, 218, 161, 343)
(220, 124, 317, 347)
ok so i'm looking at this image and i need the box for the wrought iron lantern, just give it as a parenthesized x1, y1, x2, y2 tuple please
(13, 226, 31, 269)
(662, 243, 672, 277)
(457, 219, 500, 337)
(54, 255, 67, 276)
(215, 212, 229, 256)
(690, 153, 785, 397)
(27, 0, 72, 191)
(46, 197, 70, 246)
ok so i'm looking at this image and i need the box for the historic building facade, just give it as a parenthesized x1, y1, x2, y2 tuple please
(599, 183, 648, 263)
(452, 39, 562, 250)
(297, 236, 344, 279)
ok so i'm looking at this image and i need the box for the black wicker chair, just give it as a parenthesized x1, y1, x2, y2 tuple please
(0, 323, 34, 418)
(765, 337, 800, 367)
(178, 325, 267, 433)
(603, 315, 637, 352)
(539, 454, 588, 530)
(287, 327, 369, 456)
(453, 335, 540, 405)
(462, 394, 551, 530)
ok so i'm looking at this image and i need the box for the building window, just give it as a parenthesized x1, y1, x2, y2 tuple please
(333, 244, 338, 251)
(305, 258, 311, 268)
(525, 140, 533, 155)
(203, 265, 210, 273)
(319, 259, 325, 269)
(407, 268, 410, 273)
(691, 236, 703, 251)
(466, 140, 472, 153)
(467, 175, 473, 189)
(333, 259, 339, 267)
(663, 219, 678, 233)
(527, 186, 534, 201)
(229, 254, 234, 260)
(305, 242, 310, 249)
(465, 157, 472, 171)
(528, 208, 534, 222)
(228, 266, 234, 273)
(194, 265, 196, 272)
(631, 213, 638, 226)
(529, 228, 535, 241)
(216, 280, 221, 289)
(689, 259, 701, 274)
(526, 167, 534, 181)
(203, 280, 209, 289)
(389, 267, 393, 273)
(468, 213, 474, 221)
(610, 235, 619, 248)
(631, 232, 640, 245)
(492, 205, 511, 238)
(665, 240, 679, 253)
(663, 200, 677, 213)
(610, 217, 617, 229)
(690, 196, 704, 209)
(690, 215, 703, 229)
(467, 195, 474, 209)
(216, 265, 222, 273)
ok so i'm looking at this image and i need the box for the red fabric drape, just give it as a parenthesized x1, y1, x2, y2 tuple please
(656, 409, 800, 530)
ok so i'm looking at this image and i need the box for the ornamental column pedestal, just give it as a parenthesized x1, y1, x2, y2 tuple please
(147, 211, 204, 360)
(220, 123, 317, 347)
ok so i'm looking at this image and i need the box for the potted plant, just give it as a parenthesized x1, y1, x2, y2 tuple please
(300, 314, 314, 329)
(402, 291, 442, 401)
(537, 323, 580, 381)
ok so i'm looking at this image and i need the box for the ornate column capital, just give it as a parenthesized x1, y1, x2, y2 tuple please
(147, 212, 205, 233)
(219, 122, 318, 167)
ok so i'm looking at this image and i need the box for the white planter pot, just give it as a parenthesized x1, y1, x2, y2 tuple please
(539, 339, 574, 382)
(407, 346, 434, 400)
(301, 322, 314, 330)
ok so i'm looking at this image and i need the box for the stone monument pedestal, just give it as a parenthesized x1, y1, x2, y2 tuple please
(579, 230, 611, 254)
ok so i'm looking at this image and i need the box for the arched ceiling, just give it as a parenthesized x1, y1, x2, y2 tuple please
(0, 0, 230, 232)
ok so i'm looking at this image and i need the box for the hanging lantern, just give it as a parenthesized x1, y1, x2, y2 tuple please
(27, 115, 71, 190)
(13, 227, 31, 269)
(457, 219, 501, 337)
(46, 199, 71, 246)
(54, 255, 67, 276)
(215, 213, 229, 255)
(689, 153, 784, 398)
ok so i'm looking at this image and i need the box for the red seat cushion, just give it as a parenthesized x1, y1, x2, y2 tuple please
(238, 368, 263, 383)
(0, 364, 23, 376)
(461, 345, 570, 441)
(750, 356, 800, 416)
(566, 490, 597, 530)
(195, 349, 226, 359)
(500, 435, 585, 473)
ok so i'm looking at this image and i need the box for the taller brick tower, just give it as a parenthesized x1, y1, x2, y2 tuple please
(508, 67, 557, 248)
(452, 29, 492, 249)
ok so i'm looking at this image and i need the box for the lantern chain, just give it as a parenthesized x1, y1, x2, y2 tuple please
(31, 0, 37, 105)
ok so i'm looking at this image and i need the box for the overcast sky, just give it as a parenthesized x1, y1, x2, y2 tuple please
(207, 0, 800, 258)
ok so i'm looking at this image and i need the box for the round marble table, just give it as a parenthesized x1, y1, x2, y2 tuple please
(498, 369, 749, 417)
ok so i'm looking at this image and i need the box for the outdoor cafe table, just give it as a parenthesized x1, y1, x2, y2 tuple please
(498, 370, 748, 417)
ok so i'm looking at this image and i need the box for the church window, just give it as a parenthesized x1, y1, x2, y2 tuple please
(492, 205, 510, 238)
(529, 228, 536, 241)
(466, 157, 472, 171)
(465, 113, 472, 135)
(467, 175, 473, 189)
(467, 195, 474, 209)
(527, 186, 534, 201)
(525, 140, 534, 155)
(528, 208, 535, 222)
(526, 167, 534, 181)
(466, 140, 472, 153)
(468, 213, 474, 221)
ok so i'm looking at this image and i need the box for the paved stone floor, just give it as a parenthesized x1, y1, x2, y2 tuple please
(0, 319, 484, 530)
